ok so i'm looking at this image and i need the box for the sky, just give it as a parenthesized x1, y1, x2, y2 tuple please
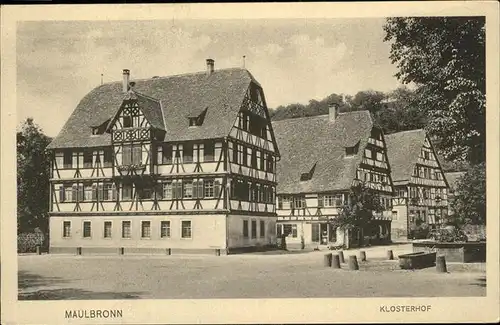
(17, 19, 403, 137)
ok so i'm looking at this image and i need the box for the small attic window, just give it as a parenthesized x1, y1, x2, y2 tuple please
(91, 118, 111, 135)
(300, 163, 317, 181)
(345, 141, 360, 157)
(188, 107, 208, 127)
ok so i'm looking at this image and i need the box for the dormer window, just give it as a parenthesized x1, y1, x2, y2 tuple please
(91, 118, 111, 135)
(300, 162, 316, 181)
(345, 141, 360, 157)
(188, 107, 208, 127)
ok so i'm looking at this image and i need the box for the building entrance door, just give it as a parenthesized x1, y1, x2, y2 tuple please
(320, 223, 328, 245)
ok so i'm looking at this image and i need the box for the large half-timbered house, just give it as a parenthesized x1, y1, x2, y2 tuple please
(272, 107, 394, 248)
(385, 130, 449, 240)
(46, 60, 280, 255)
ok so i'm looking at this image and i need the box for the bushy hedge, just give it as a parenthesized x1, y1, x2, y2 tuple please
(17, 232, 46, 253)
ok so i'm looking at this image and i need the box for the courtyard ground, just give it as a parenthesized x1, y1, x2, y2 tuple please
(18, 244, 486, 300)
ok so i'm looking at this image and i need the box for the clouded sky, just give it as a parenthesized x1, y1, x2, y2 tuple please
(17, 19, 403, 137)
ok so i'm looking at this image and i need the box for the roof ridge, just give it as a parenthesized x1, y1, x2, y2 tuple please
(100, 67, 248, 85)
(386, 128, 425, 136)
(133, 90, 160, 102)
(272, 114, 328, 124)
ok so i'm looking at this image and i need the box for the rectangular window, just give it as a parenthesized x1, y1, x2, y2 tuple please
(83, 184, 93, 201)
(181, 220, 192, 238)
(243, 220, 249, 238)
(132, 145, 142, 165)
(232, 143, 239, 163)
(83, 150, 93, 168)
(311, 223, 320, 242)
(141, 221, 151, 238)
(204, 179, 215, 198)
(183, 180, 193, 198)
(104, 221, 112, 238)
(251, 149, 258, 168)
(376, 152, 383, 161)
(122, 184, 133, 200)
(293, 196, 305, 209)
(122, 144, 142, 165)
(365, 149, 372, 159)
(392, 211, 398, 220)
(242, 146, 248, 167)
(251, 220, 257, 239)
(267, 154, 274, 172)
(161, 221, 171, 238)
(138, 186, 152, 200)
(122, 221, 131, 238)
(102, 183, 114, 201)
(63, 221, 71, 238)
(277, 196, 283, 209)
(183, 144, 193, 163)
(163, 182, 172, 200)
(62, 150, 72, 169)
(276, 224, 283, 237)
(162, 144, 173, 164)
(260, 220, 265, 238)
(283, 224, 298, 238)
(103, 148, 113, 167)
(204, 142, 215, 162)
(122, 115, 132, 128)
(83, 221, 91, 238)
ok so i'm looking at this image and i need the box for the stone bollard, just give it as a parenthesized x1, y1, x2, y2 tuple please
(77, 247, 82, 256)
(36, 245, 41, 255)
(215, 249, 221, 256)
(338, 251, 345, 263)
(387, 250, 394, 260)
(324, 253, 333, 267)
(348, 255, 359, 270)
(436, 255, 447, 273)
(166, 248, 171, 256)
(331, 254, 341, 269)
(119, 247, 124, 255)
(359, 250, 366, 262)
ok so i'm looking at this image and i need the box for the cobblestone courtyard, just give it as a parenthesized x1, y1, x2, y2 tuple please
(18, 244, 486, 300)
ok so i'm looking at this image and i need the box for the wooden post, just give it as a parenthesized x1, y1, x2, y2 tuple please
(338, 251, 345, 263)
(331, 254, 341, 269)
(436, 255, 447, 273)
(324, 253, 333, 267)
(387, 249, 394, 260)
(35, 245, 41, 255)
(359, 250, 366, 262)
(348, 255, 359, 270)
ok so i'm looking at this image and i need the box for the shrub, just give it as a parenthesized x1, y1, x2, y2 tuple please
(18, 231, 46, 253)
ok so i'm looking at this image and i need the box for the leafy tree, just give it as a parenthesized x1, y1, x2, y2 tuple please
(350, 90, 386, 113)
(451, 162, 486, 226)
(384, 17, 485, 164)
(17, 118, 52, 234)
(332, 182, 384, 247)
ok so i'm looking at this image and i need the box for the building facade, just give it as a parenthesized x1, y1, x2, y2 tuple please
(272, 107, 394, 249)
(385, 130, 449, 240)
(47, 60, 280, 255)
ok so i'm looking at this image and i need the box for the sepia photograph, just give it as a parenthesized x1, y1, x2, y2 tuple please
(2, 2, 499, 324)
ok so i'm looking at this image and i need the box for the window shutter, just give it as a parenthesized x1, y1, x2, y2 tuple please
(71, 185, 77, 202)
(198, 180, 204, 199)
(112, 184, 117, 201)
(214, 180, 221, 198)
(59, 186, 64, 202)
(98, 184, 104, 200)
(92, 185, 97, 200)
(78, 185, 84, 201)
(176, 182, 182, 199)
(318, 195, 323, 207)
(192, 180, 198, 199)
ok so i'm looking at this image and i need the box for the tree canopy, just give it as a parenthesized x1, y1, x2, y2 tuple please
(384, 17, 485, 164)
(451, 162, 486, 225)
(17, 118, 52, 234)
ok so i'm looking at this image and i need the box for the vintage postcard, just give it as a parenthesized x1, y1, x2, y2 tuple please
(1, 2, 499, 324)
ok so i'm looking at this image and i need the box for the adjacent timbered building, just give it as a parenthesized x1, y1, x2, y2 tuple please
(47, 60, 280, 255)
(385, 130, 449, 240)
(272, 107, 394, 248)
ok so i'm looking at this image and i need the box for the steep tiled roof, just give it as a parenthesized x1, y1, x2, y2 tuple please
(47, 68, 255, 149)
(384, 129, 426, 185)
(272, 111, 374, 194)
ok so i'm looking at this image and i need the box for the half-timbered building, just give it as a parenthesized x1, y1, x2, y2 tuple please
(385, 129, 449, 240)
(272, 107, 394, 248)
(46, 59, 280, 255)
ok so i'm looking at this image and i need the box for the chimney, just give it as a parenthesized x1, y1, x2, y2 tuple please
(122, 69, 130, 93)
(206, 59, 214, 75)
(329, 103, 339, 123)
